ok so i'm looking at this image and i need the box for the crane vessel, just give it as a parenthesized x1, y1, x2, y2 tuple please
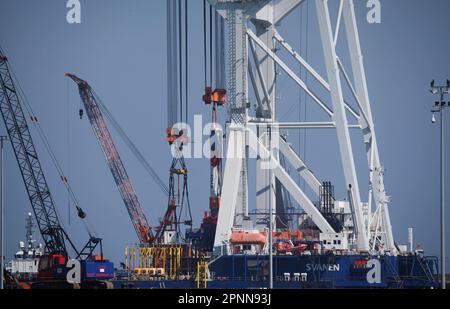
(1, 0, 442, 289)
(109, 0, 441, 289)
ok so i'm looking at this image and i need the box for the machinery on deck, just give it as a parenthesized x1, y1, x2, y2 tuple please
(0, 50, 114, 289)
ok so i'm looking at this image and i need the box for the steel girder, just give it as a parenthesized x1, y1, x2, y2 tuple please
(211, 0, 396, 255)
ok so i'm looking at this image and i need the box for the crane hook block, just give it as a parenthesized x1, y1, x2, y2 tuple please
(202, 87, 213, 104)
(212, 89, 227, 106)
(79, 109, 84, 120)
(166, 128, 189, 146)
(76, 206, 87, 219)
(166, 128, 178, 145)
(202, 87, 227, 106)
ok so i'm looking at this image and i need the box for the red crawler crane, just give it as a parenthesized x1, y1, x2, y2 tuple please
(66, 74, 153, 243)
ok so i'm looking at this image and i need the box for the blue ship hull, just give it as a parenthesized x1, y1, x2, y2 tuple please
(113, 254, 439, 289)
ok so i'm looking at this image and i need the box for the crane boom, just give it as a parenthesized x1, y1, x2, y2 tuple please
(0, 51, 67, 254)
(66, 73, 152, 243)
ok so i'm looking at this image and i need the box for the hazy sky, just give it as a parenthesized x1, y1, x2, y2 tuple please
(0, 0, 449, 267)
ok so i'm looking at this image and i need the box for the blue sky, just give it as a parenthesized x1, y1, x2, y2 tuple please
(0, 0, 449, 267)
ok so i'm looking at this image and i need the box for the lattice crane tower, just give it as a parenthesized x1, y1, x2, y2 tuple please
(209, 0, 396, 255)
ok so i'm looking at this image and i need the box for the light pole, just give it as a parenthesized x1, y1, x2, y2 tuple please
(0, 135, 7, 290)
(268, 124, 273, 290)
(430, 79, 450, 289)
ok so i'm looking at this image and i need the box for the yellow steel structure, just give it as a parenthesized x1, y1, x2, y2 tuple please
(124, 244, 190, 279)
(196, 261, 208, 289)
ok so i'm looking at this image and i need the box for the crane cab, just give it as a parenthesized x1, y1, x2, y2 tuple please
(37, 254, 68, 281)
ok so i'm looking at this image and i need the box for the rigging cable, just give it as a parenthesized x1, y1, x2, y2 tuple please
(66, 77, 71, 226)
(182, 0, 192, 231)
(93, 90, 169, 196)
(185, 0, 188, 125)
(178, 0, 183, 124)
(209, 4, 213, 85)
(203, 0, 208, 87)
(7, 62, 96, 238)
(169, 0, 192, 240)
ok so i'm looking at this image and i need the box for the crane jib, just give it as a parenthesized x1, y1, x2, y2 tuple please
(0, 51, 68, 255)
(67, 73, 153, 244)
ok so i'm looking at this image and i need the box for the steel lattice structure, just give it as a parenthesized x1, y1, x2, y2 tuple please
(210, 0, 396, 255)
(0, 51, 67, 254)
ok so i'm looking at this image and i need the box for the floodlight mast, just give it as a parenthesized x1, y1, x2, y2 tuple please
(430, 79, 450, 290)
(210, 0, 396, 256)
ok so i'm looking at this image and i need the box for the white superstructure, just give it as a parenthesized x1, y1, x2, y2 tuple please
(5, 213, 43, 279)
(209, 0, 396, 256)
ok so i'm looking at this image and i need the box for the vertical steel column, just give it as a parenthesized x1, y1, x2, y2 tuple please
(430, 81, 448, 289)
(342, 0, 395, 253)
(268, 125, 273, 289)
(214, 3, 249, 240)
(316, 0, 368, 251)
(225, 7, 249, 229)
(254, 20, 278, 230)
(236, 9, 249, 228)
